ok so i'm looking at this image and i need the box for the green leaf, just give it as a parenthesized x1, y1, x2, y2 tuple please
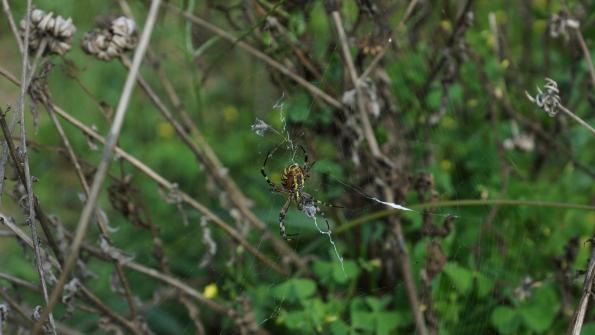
(376, 312, 402, 335)
(352, 311, 375, 332)
(443, 263, 473, 294)
(518, 285, 560, 332)
(490, 306, 522, 334)
(333, 260, 358, 284)
(330, 320, 351, 335)
(474, 271, 494, 298)
(365, 296, 391, 312)
(273, 278, 317, 303)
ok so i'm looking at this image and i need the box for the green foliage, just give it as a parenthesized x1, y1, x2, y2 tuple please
(0, 0, 593, 334)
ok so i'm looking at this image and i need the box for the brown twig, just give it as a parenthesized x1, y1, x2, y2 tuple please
(163, 2, 343, 110)
(119, 55, 294, 274)
(15, 2, 57, 333)
(32, 1, 163, 333)
(567, 240, 595, 335)
(559, 105, 595, 137)
(0, 212, 141, 334)
(330, 9, 429, 335)
(1, 0, 23, 53)
(43, 101, 139, 320)
(574, 29, 595, 89)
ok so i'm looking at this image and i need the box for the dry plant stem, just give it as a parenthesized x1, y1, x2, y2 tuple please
(17, 1, 57, 334)
(0, 290, 84, 335)
(337, 199, 595, 234)
(358, 0, 419, 82)
(1, 0, 23, 52)
(117, 57, 308, 273)
(0, 20, 47, 202)
(0, 66, 289, 276)
(0, 272, 40, 292)
(559, 105, 595, 136)
(331, 10, 428, 335)
(1, 210, 252, 332)
(575, 29, 595, 89)
(117, 57, 289, 275)
(44, 104, 139, 320)
(331, 11, 381, 156)
(0, 37, 46, 203)
(567, 241, 595, 335)
(0, 212, 141, 334)
(119, 1, 302, 273)
(32, 1, 162, 332)
(148, 61, 307, 272)
(0, 113, 63, 263)
(164, 2, 343, 109)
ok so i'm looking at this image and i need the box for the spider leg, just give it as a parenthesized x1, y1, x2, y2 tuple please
(298, 144, 316, 175)
(261, 148, 282, 192)
(297, 144, 308, 164)
(279, 197, 296, 240)
(315, 199, 344, 209)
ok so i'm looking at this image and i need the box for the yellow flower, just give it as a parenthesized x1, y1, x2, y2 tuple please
(500, 59, 510, 70)
(440, 160, 453, 172)
(325, 315, 338, 323)
(203, 283, 218, 299)
(440, 20, 452, 34)
(157, 122, 174, 139)
(223, 105, 239, 122)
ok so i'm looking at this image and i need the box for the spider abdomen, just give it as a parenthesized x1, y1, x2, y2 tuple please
(281, 164, 306, 192)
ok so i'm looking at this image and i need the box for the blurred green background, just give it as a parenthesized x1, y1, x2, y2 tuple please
(1, 0, 595, 334)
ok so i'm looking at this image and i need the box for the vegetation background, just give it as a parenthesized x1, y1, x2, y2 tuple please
(0, 0, 594, 334)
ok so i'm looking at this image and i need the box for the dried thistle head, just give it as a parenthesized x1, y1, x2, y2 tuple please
(82, 16, 137, 61)
(525, 78, 562, 117)
(20, 8, 76, 55)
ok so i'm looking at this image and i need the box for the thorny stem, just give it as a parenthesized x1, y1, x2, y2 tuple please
(32, 1, 162, 333)
(336, 199, 595, 234)
(16, 1, 57, 334)
(567, 240, 595, 335)
(331, 10, 429, 335)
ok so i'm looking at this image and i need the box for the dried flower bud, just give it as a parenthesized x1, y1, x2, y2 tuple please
(525, 78, 562, 117)
(20, 8, 76, 55)
(82, 16, 137, 61)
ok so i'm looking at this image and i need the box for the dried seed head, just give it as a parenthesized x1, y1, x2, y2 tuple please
(82, 16, 137, 61)
(525, 77, 563, 117)
(20, 8, 76, 55)
(549, 11, 579, 40)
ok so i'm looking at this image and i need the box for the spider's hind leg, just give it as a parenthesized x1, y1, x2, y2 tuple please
(279, 198, 298, 240)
